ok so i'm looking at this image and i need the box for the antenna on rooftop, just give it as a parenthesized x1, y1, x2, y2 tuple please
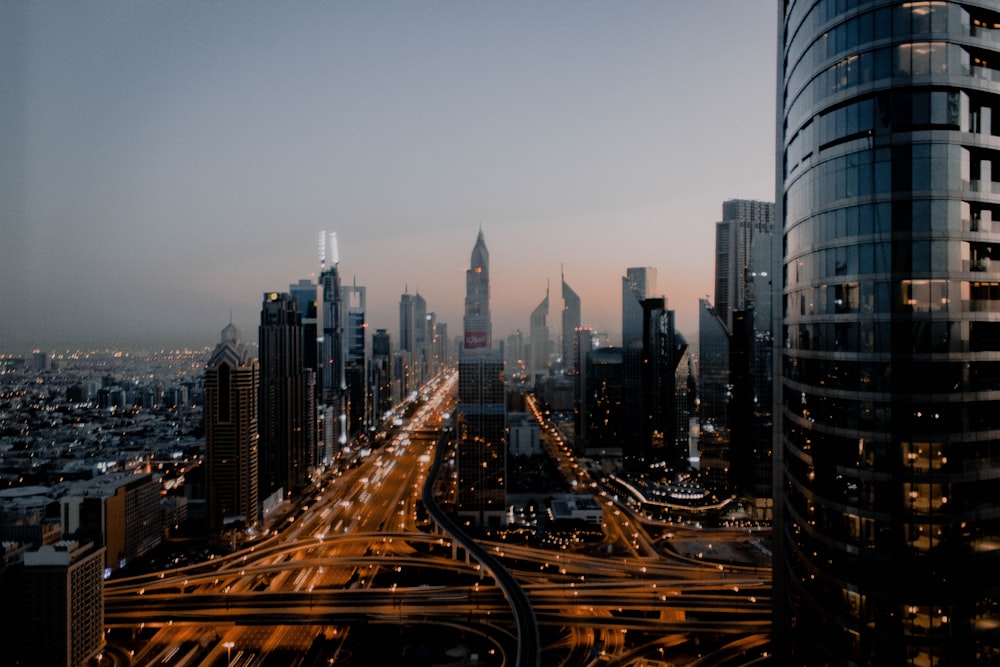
(318, 230, 327, 270)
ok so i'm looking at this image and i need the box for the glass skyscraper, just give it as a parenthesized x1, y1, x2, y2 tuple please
(777, 1, 1000, 663)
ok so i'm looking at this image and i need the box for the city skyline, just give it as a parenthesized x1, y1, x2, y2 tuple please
(1, 1, 777, 351)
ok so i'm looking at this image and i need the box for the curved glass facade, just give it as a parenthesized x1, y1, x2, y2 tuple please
(777, 1, 1000, 663)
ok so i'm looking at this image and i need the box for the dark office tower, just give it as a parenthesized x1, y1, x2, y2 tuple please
(621, 268, 657, 467)
(639, 298, 688, 469)
(370, 329, 392, 425)
(697, 298, 729, 487)
(620, 296, 687, 471)
(399, 290, 414, 355)
(714, 199, 774, 330)
(290, 278, 320, 464)
(562, 269, 581, 375)
(204, 322, 259, 534)
(457, 229, 507, 526)
(776, 3, 1000, 663)
(342, 282, 367, 436)
(258, 292, 309, 501)
(320, 233, 346, 459)
(582, 346, 624, 455)
(529, 287, 549, 386)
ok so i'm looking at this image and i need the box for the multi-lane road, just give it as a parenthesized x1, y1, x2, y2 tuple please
(104, 371, 772, 666)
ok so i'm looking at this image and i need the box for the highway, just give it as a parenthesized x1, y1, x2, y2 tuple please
(104, 370, 773, 666)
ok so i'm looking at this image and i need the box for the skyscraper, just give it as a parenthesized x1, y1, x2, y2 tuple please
(398, 290, 415, 399)
(622, 267, 657, 349)
(342, 281, 367, 436)
(289, 278, 320, 466)
(456, 229, 507, 526)
(319, 232, 345, 458)
(529, 286, 549, 386)
(562, 269, 581, 375)
(369, 328, 392, 424)
(258, 292, 310, 501)
(204, 322, 259, 534)
(413, 291, 428, 385)
(776, 3, 1000, 663)
(714, 199, 774, 331)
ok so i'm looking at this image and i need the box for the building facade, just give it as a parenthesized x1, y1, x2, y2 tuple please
(776, 1, 1000, 663)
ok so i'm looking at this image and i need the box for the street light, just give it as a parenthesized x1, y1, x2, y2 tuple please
(222, 641, 235, 666)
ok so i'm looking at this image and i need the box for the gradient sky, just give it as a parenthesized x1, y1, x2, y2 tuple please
(1, 1, 777, 353)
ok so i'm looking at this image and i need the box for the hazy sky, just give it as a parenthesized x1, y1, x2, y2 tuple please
(1, 1, 777, 353)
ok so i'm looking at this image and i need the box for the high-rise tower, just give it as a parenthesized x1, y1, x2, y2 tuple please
(622, 267, 657, 349)
(776, 2, 1000, 663)
(529, 286, 549, 386)
(562, 269, 581, 375)
(342, 280, 367, 436)
(289, 278, 320, 468)
(457, 229, 507, 526)
(319, 231, 345, 459)
(714, 199, 774, 331)
(258, 292, 310, 501)
(204, 322, 259, 533)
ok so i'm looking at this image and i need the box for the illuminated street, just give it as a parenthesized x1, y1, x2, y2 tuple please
(104, 372, 772, 666)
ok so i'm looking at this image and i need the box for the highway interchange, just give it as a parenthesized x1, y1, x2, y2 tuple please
(103, 371, 773, 666)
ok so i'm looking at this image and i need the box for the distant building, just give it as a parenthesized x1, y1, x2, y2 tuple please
(412, 291, 428, 385)
(528, 287, 549, 387)
(204, 323, 259, 534)
(9, 540, 105, 667)
(319, 232, 346, 458)
(369, 329, 393, 425)
(621, 267, 657, 349)
(713, 199, 774, 331)
(31, 350, 51, 372)
(508, 412, 541, 457)
(547, 495, 602, 525)
(342, 282, 367, 436)
(505, 329, 524, 380)
(561, 271, 581, 374)
(697, 299, 729, 488)
(582, 346, 624, 456)
(456, 230, 507, 526)
(289, 278, 320, 469)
